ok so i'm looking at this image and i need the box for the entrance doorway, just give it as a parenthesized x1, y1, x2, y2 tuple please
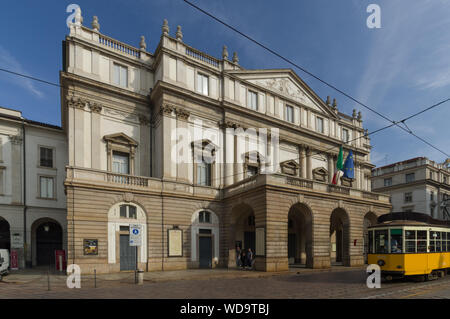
(0, 218, 10, 251)
(35, 221, 62, 266)
(287, 203, 313, 267)
(120, 234, 136, 271)
(330, 208, 350, 266)
(199, 231, 212, 269)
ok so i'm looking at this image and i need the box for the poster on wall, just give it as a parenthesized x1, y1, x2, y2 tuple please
(83, 239, 98, 255)
(255, 228, 265, 256)
(168, 228, 183, 257)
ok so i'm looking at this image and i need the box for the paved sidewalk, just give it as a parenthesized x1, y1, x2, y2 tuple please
(1, 264, 365, 285)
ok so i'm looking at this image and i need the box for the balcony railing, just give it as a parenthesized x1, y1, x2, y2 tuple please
(106, 172, 148, 186)
(185, 46, 219, 68)
(328, 184, 351, 195)
(98, 34, 141, 58)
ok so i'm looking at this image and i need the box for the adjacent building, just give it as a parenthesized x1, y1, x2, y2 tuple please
(0, 106, 67, 268)
(372, 157, 450, 219)
(61, 8, 390, 274)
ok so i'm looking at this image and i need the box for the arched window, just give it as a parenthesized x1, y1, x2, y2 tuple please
(119, 204, 137, 219)
(199, 211, 211, 223)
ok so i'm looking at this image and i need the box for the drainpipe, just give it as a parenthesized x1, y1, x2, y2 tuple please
(22, 120, 28, 268)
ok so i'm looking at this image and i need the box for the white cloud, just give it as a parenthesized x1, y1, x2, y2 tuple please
(0, 46, 44, 98)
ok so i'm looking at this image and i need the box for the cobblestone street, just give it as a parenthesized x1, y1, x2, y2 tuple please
(2, 267, 450, 299)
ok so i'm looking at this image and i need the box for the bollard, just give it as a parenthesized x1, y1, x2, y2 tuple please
(59, 255, 63, 272)
(94, 269, 97, 288)
(47, 271, 50, 291)
(137, 270, 144, 285)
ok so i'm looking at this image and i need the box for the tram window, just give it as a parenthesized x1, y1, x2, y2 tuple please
(375, 230, 388, 253)
(390, 229, 403, 253)
(442, 232, 447, 252)
(429, 231, 441, 252)
(405, 230, 416, 253)
(417, 230, 427, 252)
(368, 231, 374, 254)
(447, 232, 450, 252)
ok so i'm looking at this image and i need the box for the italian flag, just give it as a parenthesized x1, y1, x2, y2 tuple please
(332, 146, 344, 185)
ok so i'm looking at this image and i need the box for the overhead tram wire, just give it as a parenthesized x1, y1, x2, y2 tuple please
(182, 0, 450, 158)
(0, 66, 447, 184)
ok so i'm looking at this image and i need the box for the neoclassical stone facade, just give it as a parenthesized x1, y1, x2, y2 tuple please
(62, 8, 390, 274)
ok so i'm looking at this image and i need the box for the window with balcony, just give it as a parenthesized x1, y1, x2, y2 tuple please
(405, 173, 415, 183)
(247, 90, 258, 110)
(285, 105, 294, 123)
(196, 73, 209, 96)
(113, 63, 128, 88)
(112, 151, 129, 174)
(40, 147, 53, 168)
(192, 139, 217, 187)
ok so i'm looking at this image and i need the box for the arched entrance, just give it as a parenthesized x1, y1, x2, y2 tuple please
(191, 210, 220, 269)
(287, 203, 313, 268)
(229, 203, 255, 268)
(330, 208, 350, 266)
(0, 218, 10, 251)
(363, 212, 378, 263)
(32, 219, 63, 266)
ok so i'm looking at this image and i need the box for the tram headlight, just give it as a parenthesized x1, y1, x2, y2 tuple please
(377, 259, 385, 266)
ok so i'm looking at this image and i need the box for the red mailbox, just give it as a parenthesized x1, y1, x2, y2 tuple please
(55, 250, 66, 271)
(10, 250, 18, 270)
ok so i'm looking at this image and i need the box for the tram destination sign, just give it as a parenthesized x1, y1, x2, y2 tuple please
(129, 224, 142, 246)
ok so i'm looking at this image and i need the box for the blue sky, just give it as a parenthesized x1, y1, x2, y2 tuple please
(1, 0, 449, 166)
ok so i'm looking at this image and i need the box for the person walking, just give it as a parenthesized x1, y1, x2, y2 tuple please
(240, 249, 246, 269)
(236, 246, 241, 267)
(246, 248, 253, 270)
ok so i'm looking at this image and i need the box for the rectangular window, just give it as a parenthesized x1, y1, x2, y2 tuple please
(429, 231, 441, 252)
(316, 117, 324, 133)
(431, 191, 434, 201)
(40, 176, 54, 199)
(196, 73, 209, 96)
(405, 173, 415, 183)
(285, 105, 294, 123)
(375, 229, 388, 253)
(342, 128, 349, 143)
(404, 192, 413, 203)
(384, 178, 392, 187)
(390, 229, 403, 253)
(40, 147, 53, 168)
(113, 63, 128, 88)
(247, 90, 258, 110)
(430, 171, 434, 180)
(112, 151, 129, 174)
(444, 176, 447, 184)
(197, 160, 211, 186)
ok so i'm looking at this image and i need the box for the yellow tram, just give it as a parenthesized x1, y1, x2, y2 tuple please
(367, 212, 450, 281)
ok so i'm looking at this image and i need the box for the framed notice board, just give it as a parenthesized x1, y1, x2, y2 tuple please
(168, 228, 183, 257)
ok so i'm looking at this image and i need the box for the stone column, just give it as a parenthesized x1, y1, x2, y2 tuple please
(300, 145, 306, 178)
(224, 123, 235, 187)
(10, 135, 22, 204)
(89, 102, 102, 170)
(161, 105, 176, 180)
(175, 108, 190, 183)
(327, 153, 334, 183)
(306, 148, 312, 180)
(138, 115, 150, 177)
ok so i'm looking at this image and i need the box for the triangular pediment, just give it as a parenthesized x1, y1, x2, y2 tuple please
(103, 133, 138, 146)
(228, 69, 338, 119)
